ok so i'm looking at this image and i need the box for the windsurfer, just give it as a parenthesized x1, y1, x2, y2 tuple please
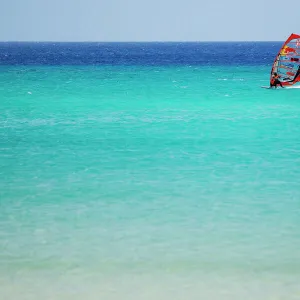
(270, 72, 284, 88)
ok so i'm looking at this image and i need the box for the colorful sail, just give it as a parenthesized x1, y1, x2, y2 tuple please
(270, 33, 300, 86)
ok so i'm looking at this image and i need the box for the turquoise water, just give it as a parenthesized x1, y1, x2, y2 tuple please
(1, 65, 300, 300)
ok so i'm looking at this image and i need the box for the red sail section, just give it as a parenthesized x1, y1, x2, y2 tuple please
(270, 33, 300, 86)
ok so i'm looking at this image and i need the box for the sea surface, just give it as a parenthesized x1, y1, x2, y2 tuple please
(1, 42, 300, 300)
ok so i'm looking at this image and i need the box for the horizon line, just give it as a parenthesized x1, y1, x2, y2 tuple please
(0, 40, 284, 43)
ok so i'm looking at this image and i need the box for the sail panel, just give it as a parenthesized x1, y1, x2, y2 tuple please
(270, 33, 300, 86)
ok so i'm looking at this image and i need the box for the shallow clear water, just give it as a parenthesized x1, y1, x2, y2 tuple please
(1, 43, 300, 299)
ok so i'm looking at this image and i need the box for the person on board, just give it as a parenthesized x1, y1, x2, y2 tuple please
(270, 72, 284, 88)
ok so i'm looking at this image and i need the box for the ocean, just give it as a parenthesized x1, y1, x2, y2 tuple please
(1, 42, 300, 300)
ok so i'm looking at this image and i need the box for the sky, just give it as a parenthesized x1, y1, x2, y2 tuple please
(0, 0, 299, 41)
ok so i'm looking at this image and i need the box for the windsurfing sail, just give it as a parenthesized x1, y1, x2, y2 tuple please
(270, 33, 300, 86)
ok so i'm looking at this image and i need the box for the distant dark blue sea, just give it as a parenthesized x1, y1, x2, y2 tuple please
(0, 42, 282, 65)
